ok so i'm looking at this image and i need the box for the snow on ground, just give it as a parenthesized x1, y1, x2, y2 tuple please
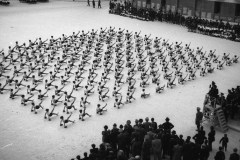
(0, 1, 240, 160)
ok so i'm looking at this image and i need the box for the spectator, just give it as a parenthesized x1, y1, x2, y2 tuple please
(141, 136, 152, 160)
(102, 125, 110, 143)
(169, 130, 179, 159)
(106, 151, 115, 160)
(110, 123, 119, 150)
(195, 107, 203, 131)
(214, 147, 225, 160)
(98, 0, 101, 8)
(152, 135, 162, 160)
(133, 119, 139, 130)
(92, 0, 95, 8)
(76, 155, 81, 160)
(117, 129, 127, 153)
(172, 141, 182, 160)
(143, 117, 150, 132)
(131, 136, 142, 157)
(162, 130, 171, 159)
(146, 128, 155, 141)
(117, 150, 127, 160)
(182, 136, 194, 160)
(91, 144, 98, 153)
(162, 117, 174, 133)
(82, 152, 89, 160)
(178, 134, 184, 146)
(208, 126, 215, 151)
(151, 118, 158, 131)
(89, 149, 97, 160)
(199, 144, 210, 160)
(220, 134, 229, 152)
(124, 120, 133, 135)
(97, 144, 107, 160)
(229, 148, 240, 160)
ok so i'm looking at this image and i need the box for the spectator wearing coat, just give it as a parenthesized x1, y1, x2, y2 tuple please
(152, 135, 162, 160)
(229, 148, 240, 160)
(214, 147, 225, 160)
(131, 136, 142, 157)
(141, 136, 152, 160)
(172, 141, 183, 160)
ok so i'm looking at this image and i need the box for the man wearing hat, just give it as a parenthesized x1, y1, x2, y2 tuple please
(162, 117, 174, 133)
(133, 119, 139, 130)
(214, 146, 225, 160)
(110, 123, 119, 150)
(143, 117, 151, 132)
(195, 107, 203, 131)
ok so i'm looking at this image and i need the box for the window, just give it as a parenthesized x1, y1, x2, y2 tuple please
(214, 2, 221, 14)
(236, 4, 240, 16)
(161, 0, 166, 7)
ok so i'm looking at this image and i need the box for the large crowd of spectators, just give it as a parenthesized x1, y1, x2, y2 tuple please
(109, 0, 240, 42)
(71, 115, 239, 160)
(185, 17, 240, 42)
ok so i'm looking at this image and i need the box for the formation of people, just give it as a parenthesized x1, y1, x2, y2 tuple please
(109, 1, 240, 42)
(0, 26, 239, 128)
(71, 116, 240, 160)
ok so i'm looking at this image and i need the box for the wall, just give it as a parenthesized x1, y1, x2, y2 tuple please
(134, 0, 161, 10)
(150, 0, 161, 10)
(166, 0, 178, 12)
(197, 0, 215, 19)
(220, 2, 236, 21)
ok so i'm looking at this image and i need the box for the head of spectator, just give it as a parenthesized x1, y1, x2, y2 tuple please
(219, 146, 223, 151)
(233, 148, 238, 153)
(165, 117, 170, 122)
(172, 130, 176, 135)
(126, 120, 131, 125)
(139, 118, 143, 124)
(145, 117, 149, 122)
(119, 124, 124, 132)
(186, 136, 191, 143)
(197, 107, 201, 112)
(83, 152, 88, 158)
(104, 125, 108, 130)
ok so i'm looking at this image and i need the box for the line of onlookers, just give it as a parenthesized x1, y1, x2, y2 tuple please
(70, 116, 240, 160)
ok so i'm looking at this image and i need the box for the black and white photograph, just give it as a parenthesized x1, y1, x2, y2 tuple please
(0, 0, 240, 160)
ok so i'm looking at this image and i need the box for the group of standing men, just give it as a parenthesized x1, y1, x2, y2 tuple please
(87, 0, 101, 8)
